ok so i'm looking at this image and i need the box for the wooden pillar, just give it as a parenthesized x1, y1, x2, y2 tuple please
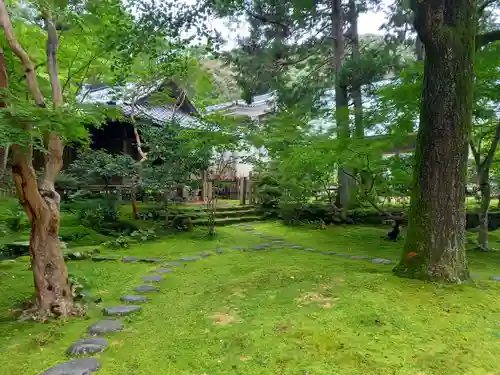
(240, 177, 247, 205)
(247, 172, 253, 204)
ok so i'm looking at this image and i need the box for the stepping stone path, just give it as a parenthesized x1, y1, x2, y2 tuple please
(179, 256, 199, 262)
(121, 256, 138, 263)
(370, 258, 393, 265)
(103, 305, 141, 316)
(164, 262, 182, 267)
(67, 338, 108, 356)
(120, 295, 149, 303)
(154, 268, 173, 274)
(135, 285, 160, 293)
(199, 252, 212, 257)
(139, 258, 162, 263)
(92, 257, 117, 262)
(88, 320, 124, 335)
(40, 359, 101, 375)
(351, 255, 369, 259)
(141, 275, 164, 282)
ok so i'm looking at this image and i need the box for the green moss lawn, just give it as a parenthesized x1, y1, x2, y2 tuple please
(2, 223, 500, 374)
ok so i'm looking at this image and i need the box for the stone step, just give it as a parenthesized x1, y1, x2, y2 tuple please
(103, 305, 141, 316)
(120, 295, 149, 303)
(66, 338, 108, 356)
(87, 320, 124, 335)
(39, 358, 100, 375)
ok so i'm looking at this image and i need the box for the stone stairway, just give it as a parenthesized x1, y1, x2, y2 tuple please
(170, 205, 266, 226)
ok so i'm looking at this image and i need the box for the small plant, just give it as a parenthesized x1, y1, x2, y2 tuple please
(171, 215, 193, 232)
(103, 236, 133, 249)
(130, 228, 158, 241)
(78, 200, 120, 230)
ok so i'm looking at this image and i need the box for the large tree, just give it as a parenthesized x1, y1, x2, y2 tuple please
(0, 0, 189, 319)
(393, 0, 500, 281)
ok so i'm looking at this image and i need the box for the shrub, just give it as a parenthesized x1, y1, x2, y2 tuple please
(77, 199, 120, 231)
(256, 174, 282, 210)
(59, 225, 110, 246)
(130, 228, 158, 241)
(171, 215, 193, 232)
(103, 236, 134, 249)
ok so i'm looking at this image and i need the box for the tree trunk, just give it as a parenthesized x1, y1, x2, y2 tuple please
(0, 4, 75, 318)
(12, 148, 73, 319)
(477, 172, 490, 251)
(332, 0, 351, 220)
(415, 36, 425, 62)
(394, 0, 475, 282)
(349, 0, 363, 138)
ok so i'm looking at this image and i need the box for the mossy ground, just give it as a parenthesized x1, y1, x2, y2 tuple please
(2, 223, 500, 374)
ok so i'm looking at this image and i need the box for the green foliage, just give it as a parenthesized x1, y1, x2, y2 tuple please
(69, 149, 136, 187)
(102, 235, 131, 249)
(77, 199, 120, 231)
(256, 173, 281, 210)
(130, 228, 158, 242)
(171, 215, 194, 232)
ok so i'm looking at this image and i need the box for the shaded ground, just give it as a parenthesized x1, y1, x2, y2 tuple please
(1, 223, 500, 374)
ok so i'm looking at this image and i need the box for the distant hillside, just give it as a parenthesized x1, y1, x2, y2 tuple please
(201, 58, 242, 102)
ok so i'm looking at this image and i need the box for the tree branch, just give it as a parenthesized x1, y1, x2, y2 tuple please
(481, 122, 500, 170)
(476, 29, 500, 50)
(0, 0, 45, 107)
(41, 10, 64, 192)
(469, 139, 481, 168)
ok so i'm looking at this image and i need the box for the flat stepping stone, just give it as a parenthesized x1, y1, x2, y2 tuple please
(260, 243, 272, 248)
(199, 252, 213, 257)
(154, 268, 173, 274)
(67, 338, 108, 356)
(291, 245, 304, 249)
(164, 262, 182, 267)
(179, 256, 199, 261)
(272, 239, 285, 243)
(103, 305, 141, 316)
(305, 248, 316, 252)
(135, 285, 160, 293)
(92, 256, 117, 262)
(350, 255, 369, 259)
(491, 276, 500, 281)
(87, 320, 124, 335)
(139, 258, 162, 263)
(40, 358, 101, 375)
(120, 295, 149, 303)
(121, 256, 138, 263)
(141, 275, 164, 282)
(322, 252, 337, 255)
(232, 246, 244, 251)
(370, 258, 393, 265)
(337, 253, 350, 257)
(215, 249, 224, 254)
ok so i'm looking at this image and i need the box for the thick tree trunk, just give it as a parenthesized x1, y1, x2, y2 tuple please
(0, 4, 75, 318)
(477, 173, 490, 251)
(12, 148, 73, 318)
(332, 0, 351, 220)
(394, 0, 475, 282)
